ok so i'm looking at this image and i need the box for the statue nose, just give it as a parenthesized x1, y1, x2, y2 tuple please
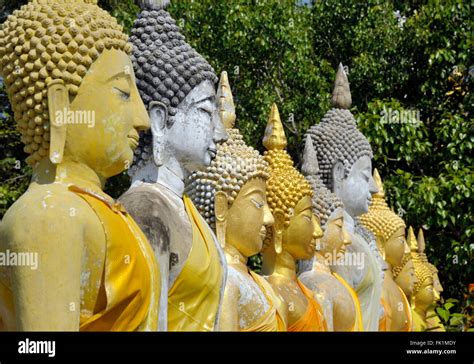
(133, 93, 150, 132)
(213, 110, 228, 143)
(368, 175, 379, 194)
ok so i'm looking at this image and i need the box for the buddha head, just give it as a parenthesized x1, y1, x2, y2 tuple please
(407, 226, 435, 311)
(305, 64, 378, 218)
(128, 0, 227, 180)
(393, 240, 417, 297)
(359, 169, 407, 267)
(301, 135, 351, 257)
(417, 228, 443, 301)
(262, 104, 323, 266)
(186, 72, 272, 256)
(0, 0, 148, 178)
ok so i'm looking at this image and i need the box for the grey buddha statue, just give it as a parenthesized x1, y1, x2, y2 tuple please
(304, 63, 384, 331)
(119, 0, 227, 331)
(298, 135, 364, 331)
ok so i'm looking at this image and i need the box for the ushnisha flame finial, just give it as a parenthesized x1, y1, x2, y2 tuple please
(301, 134, 320, 176)
(332, 63, 352, 109)
(407, 226, 418, 252)
(138, 0, 170, 10)
(217, 71, 236, 129)
(263, 103, 287, 151)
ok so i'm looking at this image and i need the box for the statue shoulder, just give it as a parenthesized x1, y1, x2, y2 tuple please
(120, 184, 185, 228)
(0, 183, 102, 250)
(119, 184, 181, 254)
(224, 266, 243, 296)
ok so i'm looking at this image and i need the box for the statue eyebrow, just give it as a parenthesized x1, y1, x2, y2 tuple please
(106, 71, 132, 83)
(241, 189, 265, 199)
(194, 95, 215, 104)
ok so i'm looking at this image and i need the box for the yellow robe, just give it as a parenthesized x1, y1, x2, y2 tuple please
(168, 195, 224, 331)
(242, 270, 286, 332)
(71, 186, 160, 331)
(378, 297, 392, 331)
(412, 308, 426, 332)
(333, 272, 364, 331)
(398, 286, 413, 331)
(288, 279, 327, 332)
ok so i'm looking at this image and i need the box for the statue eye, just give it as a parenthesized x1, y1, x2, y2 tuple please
(198, 105, 213, 117)
(251, 198, 264, 208)
(114, 87, 130, 100)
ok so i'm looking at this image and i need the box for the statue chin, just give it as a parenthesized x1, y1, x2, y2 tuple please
(338, 185, 370, 218)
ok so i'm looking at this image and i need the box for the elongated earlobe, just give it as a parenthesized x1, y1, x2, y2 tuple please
(47, 80, 69, 164)
(273, 210, 285, 254)
(332, 160, 346, 193)
(149, 101, 168, 166)
(214, 191, 229, 248)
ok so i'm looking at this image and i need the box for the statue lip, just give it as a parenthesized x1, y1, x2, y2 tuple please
(208, 147, 217, 159)
(128, 135, 139, 150)
(128, 131, 139, 150)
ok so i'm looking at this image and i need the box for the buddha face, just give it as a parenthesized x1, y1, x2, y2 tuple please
(384, 227, 407, 267)
(226, 178, 274, 257)
(433, 272, 443, 301)
(333, 156, 378, 217)
(415, 277, 435, 311)
(283, 195, 323, 260)
(319, 208, 351, 255)
(64, 49, 149, 178)
(395, 260, 417, 296)
(153, 79, 226, 173)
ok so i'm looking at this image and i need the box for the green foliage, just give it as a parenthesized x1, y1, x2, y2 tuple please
(435, 295, 474, 332)
(167, 0, 332, 159)
(0, 0, 471, 330)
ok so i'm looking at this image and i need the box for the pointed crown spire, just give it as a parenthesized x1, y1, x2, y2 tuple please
(372, 168, 385, 199)
(138, 0, 170, 10)
(301, 134, 319, 176)
(417, 228, 426, 254)
(263, 103, 287, 151)
(332, 63, 352, 109)
(217, 71, 236, 129)
(407, 226, 418, 252)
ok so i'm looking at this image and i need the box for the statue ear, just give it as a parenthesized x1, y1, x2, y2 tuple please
(47, 80, 69, 164)
(149, 101, 168, 166)
(214, 191, 229, 248)
(273, 209, 285, 254)
(332, 160, 346, 192)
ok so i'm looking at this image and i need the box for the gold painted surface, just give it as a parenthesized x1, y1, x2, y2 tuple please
(167, 196, 223, 331)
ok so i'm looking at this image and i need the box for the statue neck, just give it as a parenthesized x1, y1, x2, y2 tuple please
(132, 155, 186, 198)
(414, 303, 428, 319)
(273, 250, 297, 280)
(314, 252, 332, 273)
(384, 262, 394, 279)
(224, 244, 248, 268)
(32, 157, 105, 194)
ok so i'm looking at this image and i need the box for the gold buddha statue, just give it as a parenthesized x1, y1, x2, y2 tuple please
(261, 103, 327, 331)
(0, 0, 160, 331)
(298, 135, 363, 331)
(359, 169, 413, 331)
(417, 228, 445, 331)
(186, 72, 287, 331)
(405, 227, 435, 331)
